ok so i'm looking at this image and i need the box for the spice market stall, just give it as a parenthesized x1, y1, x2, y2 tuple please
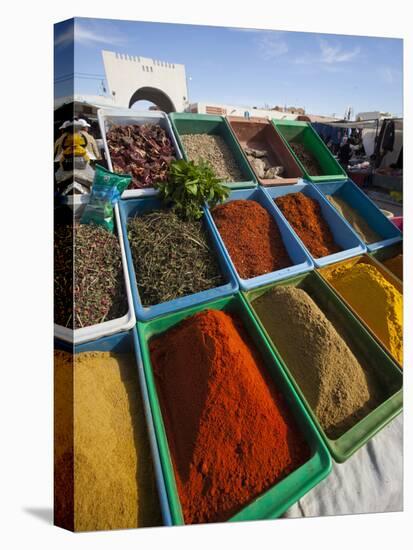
(54, 105, 403, 532)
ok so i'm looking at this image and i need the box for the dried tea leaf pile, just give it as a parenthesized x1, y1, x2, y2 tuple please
(181, 134, 244, 182)
(54, 224, 127, 328)
(127, 210, 224, 306)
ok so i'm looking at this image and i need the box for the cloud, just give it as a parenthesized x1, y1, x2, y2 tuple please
(54, 23, 74, 49)
(55, 20, 126, 49)
(257, 33, 289, 60)
(319, 39, 360, 63)
(294, 38, 360, 65)
(75, 22, 126, 47)
(228, 27, 263, 33)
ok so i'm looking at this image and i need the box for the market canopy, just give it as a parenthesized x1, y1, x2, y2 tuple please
(320, 118, 403, 130)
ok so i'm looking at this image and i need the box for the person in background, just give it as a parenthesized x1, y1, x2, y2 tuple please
(74, 118, 101, 160)
(338, 135, 352, 168)
(54, 120, 72, 161)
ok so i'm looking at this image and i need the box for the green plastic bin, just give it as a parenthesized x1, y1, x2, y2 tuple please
(272, 120, 347, 182)
(317, 254, 403, 369)
(243, 271, 403, 463)
(169, 113, 257, 189)
(138, 292, 331, 525)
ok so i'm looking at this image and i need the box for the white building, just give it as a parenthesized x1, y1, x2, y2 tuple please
(187, 101, 298, 120)
(102, 50, 188, 112)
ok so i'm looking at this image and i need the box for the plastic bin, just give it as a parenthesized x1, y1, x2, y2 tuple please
(263, 182, 366, 268)
(169, 113, 257, 189)
(54, 203, 136, 344)
(137, 292, 332, 525)
(204, 187, 314, 291)
(392, 216, 403, 232)
(97, 108, 183, 198)
(227, 117, 304, 186)
(272, 120, 347, 182)
(317, 254, 403, 368)
(243, 271, 403, 462)
(54, 329, 172, 526)
(119, 197, 238, 321)
(369, 242, 403, 281)
(313, 179, 402, 252)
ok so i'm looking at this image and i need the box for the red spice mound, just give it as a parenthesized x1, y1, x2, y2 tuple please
(150, 309, 310, 524)
(275, 192, 341, 258)
(211, 200, 291, 279)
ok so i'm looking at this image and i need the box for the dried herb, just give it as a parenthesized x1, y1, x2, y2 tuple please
(107, 124, 175, 189)
(54, 224, 127, 328)
(156, 159, 230, 220)
(180, 134, 244, 182)
(127, 210, 224, 306)
(289, 142, 323, 176)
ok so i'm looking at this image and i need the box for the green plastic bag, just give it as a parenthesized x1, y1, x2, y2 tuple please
(81, 165, 131, 232)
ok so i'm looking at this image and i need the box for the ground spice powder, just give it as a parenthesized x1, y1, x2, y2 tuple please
(326, 194, 381, 244)
(325, 263, 403, 365)
(275, 192, 341, 258)
(54, 351, 162, 531)
(252, 286, 384, 439)
(150, 309, 309, 524)
(211, 200, 292, 278)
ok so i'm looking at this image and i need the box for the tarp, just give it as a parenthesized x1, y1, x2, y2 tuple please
(320, 118, 403, 130)
(285, 415, 403, 518)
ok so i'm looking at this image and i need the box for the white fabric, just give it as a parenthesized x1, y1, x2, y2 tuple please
(284, 415, 403, 518)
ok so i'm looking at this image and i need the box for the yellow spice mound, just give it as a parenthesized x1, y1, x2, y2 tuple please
(326, 263, 403, 365)
(54, 350, 162, 532)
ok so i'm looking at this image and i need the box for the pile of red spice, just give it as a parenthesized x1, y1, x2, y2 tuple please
(150, 309, 310, 524)
(211, 200, 291, 279)
(275, 192, 341, 258)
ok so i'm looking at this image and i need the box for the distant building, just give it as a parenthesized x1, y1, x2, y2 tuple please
(356, 111, 393, 120)
(273, 105, 305, 115)
(101, 50, 188, 112)
(187, 102, 297, 120)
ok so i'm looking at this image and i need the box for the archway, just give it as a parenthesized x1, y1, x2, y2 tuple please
(128, 86, 176, 113)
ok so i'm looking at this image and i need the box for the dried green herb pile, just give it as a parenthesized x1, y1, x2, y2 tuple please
(127, 210, 224, 306)
(54, 224, 127, 328)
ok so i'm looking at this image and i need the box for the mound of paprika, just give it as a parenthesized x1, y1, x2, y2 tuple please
(150, 309, 309, 524)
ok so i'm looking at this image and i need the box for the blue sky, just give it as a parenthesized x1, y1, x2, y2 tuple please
(54, 17, 403, 117)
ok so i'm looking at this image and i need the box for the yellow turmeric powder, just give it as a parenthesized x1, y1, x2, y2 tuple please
(54, 350, 162, 531)
(325, 263, 403, 365)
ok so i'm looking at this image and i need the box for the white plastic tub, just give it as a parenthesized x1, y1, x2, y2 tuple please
(97, 108, 182, 198)
(54, 203, 136, 344)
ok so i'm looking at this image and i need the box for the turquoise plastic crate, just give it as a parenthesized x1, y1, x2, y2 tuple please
(263, 182, 367, 268)
(119, 197, 239, 321)
(55, 329, 172, 526)
(313, 179, 402, 252)
(204, 187, 314, 291)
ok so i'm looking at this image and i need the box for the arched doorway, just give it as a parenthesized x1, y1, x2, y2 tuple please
(128, 86, 176, 113)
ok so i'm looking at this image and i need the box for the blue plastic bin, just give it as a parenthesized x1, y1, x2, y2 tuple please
(312, 179, 402, 252)
(263, 182, 367, 268)
(54, 329, 172, 527)
(204, 187, 314, 291)
(119, 197, 239, 321)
